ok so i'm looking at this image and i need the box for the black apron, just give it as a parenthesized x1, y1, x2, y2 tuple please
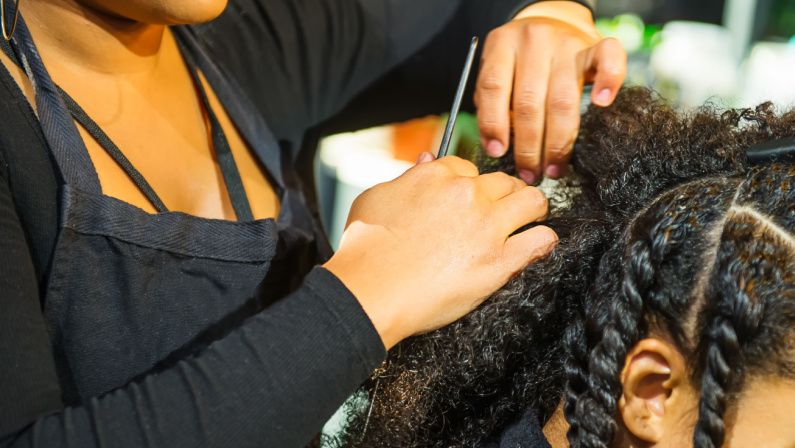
(3, 15, 332, 404)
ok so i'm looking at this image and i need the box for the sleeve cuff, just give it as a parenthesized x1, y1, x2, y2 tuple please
(303, 267, 387, 372)
(507, 0, 595, 22)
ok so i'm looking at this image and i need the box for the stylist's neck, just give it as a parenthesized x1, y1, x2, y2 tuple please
(20, 0, 165, 76)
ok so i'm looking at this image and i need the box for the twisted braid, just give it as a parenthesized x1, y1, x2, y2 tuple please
(563, 318, 588, 447)
(692, 251, 744, 448)
(568, 237, 659, 446)
(693, 314, 737, 448)
(693, 205, 774, 448)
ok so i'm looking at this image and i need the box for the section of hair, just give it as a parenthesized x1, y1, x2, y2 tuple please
(332, 87, 795, 448)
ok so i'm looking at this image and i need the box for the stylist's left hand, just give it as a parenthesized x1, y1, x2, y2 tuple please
(475, 1, 627, 185)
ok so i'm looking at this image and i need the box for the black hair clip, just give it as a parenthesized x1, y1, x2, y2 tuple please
(746, 136, 795, 165)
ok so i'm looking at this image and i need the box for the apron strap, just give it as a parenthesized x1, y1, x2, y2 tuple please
(1, 14, 257, 221)
(0, 35, 170, 211)
(3, 10, 102, 194)
(177, 39, 254, 222)
(173, 27, 286, 190)
(60, 91, 170, 212)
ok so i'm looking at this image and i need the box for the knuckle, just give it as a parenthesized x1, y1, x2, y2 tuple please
(545, 143, 573, 161)
(477, 115, 503, 133)
(417, 160, 449, 177)
(522, 22, 549, 41)
(544, 133, 577, 156)
(478, 71, 507, 94)
(524, 186, 549, 210)
(479, 123, 501, 136)
(458, 158, 480, 176)
(492, 171, 513, 182)
(499, 172, 520, 188)
(513, 93, 543, 120)
(514, 148, 541, 165)
(513, 133, 543, 157)
(548, 94, 579, 114)
(487, 173, 515, 194)
(602, 65, 625, 79)
(486, 27, 508, 44)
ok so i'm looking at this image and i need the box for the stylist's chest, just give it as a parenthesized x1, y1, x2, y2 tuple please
(2, 46, 281, 221)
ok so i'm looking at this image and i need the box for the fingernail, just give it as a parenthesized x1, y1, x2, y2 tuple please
(485, 140, 504, 157)
(416, 152, 432, 164)
(518, 170, 537, 185)
(545, 165, 561, 179)
(595, 88, 612, 106)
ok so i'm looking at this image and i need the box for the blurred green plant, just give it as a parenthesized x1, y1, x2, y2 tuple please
(768, 0, 795, 39)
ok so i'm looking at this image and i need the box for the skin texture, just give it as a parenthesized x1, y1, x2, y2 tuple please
(614, 339, 795, 448)
(543, 401, 571, 448)
(75, 0, 228, 25)
(477, 1, 627, 185)
(723, 379, 795, 448)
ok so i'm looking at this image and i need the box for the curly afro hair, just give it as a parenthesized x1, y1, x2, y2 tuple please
(331, 87, 795, 448)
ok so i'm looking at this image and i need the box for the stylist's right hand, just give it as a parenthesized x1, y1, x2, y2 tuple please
(323, 156, 557, 350)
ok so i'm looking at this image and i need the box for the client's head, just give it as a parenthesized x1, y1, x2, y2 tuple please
(335, 87, 795, 448)
(566, 163, 795, 448)
(564, 88, 795, 448)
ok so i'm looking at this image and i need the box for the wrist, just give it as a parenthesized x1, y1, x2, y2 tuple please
(513, 1, 598, 38)
(323, 255, 406, 351)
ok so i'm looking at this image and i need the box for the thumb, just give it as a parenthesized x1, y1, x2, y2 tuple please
(503, 225, 558, 274)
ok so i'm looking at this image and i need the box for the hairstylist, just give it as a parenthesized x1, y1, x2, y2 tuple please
(0, 1, 626, 447)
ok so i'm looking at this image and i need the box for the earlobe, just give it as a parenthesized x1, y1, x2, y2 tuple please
(617, 338, 685, 445)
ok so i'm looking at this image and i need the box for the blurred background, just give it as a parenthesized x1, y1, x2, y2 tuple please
(316, 0, 795, 250)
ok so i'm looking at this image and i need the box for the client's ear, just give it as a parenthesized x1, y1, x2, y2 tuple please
(617, 338, 692, 446)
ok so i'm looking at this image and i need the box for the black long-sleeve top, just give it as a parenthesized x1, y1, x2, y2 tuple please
(0, 0, 588, 446)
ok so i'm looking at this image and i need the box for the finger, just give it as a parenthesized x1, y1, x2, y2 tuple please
(491, 186, 550, 234)
(475, 29, 515, 158)
(503, 225, 558, 273)
(436, 155, 479, 177)
(513, 41, 553, 185)
(542, 52, 582, 179)
(579, 38, 627, 107)
(475, 172, 527, 202)
(416, 151, 436, 165)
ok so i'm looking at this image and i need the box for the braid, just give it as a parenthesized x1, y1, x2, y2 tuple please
(570, 200, 693, 448)
(563, 318, 588, 447)
(563, 224, 616, 448)
(693, 315, 737, 448)
(692, 242, 743, 448)
(567, 238, 653, 447)
(693, 208, 770, 448)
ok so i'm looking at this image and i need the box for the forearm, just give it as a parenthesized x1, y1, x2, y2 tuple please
(2, 268, 385, 448)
